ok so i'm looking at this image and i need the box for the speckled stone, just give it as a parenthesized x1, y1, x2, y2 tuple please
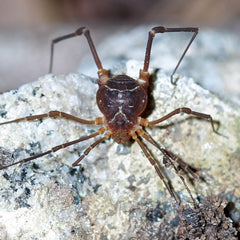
(0, 59, 239, 239)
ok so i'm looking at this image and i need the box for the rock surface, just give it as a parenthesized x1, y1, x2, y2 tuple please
(0, 60, 239, 239)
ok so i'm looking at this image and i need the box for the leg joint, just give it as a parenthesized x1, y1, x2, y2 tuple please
(75, 27, 87, 36)
(179, 107, 191, 114)
(48, 111, 61, 118)
(152, 26, 167, 34)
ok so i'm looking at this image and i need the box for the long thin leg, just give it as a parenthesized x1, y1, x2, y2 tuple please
(161, 148, 198, 209)
(0, 131, 100, 170)
(50, 27, 102, 72)
(49, 27, 109, 85)
(141, 26, 198, 84)
(0, 111, 103, 126)
(146, 107, 218, 134)
(140, 131, 198, 208)
(135, 137, 181, 206)
(162, 149, 199, 179)
(72, 136, 108, 167)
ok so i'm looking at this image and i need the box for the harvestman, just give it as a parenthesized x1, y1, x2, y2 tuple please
(0, 26, 217, 208)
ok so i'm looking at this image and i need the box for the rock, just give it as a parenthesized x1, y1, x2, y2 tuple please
(0, 61, 239, 238)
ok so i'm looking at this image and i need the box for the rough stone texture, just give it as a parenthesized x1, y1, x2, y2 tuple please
(178, 196, 238, 240)
(0, 60, 239, 239)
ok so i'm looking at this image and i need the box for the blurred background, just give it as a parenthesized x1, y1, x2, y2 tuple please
(0, 0, 240, 92)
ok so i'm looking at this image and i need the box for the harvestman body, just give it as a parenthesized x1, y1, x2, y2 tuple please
(0, 26, 217, 207)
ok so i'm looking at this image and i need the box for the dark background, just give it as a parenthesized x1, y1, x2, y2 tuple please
(1, 0, 240, 91)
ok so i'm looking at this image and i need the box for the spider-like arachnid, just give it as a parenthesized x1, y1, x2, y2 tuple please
(0, 26, 217, 208)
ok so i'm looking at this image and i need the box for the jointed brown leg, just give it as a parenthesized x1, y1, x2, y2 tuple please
(50, 27, 102, 72)
(0, 131, 101, 170)
(135, 137, 181, 206)
(72, 135, 109, 167)
(140, 131, 198, 208)
(147, 107, 218, 134)
(0, 110, 103, 126)
(0, 110, 106, 170)
(142, 26, 198, 84)
(161, 148, 198, 209)
(49, 27, 109, 81)
(162, 149, 199, 179)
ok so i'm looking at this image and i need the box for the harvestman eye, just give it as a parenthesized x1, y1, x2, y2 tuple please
(0, 26, 218, 208)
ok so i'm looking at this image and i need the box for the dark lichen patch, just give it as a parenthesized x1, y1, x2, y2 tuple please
(73, 194, 81, 205)
(69, 167, 77, 176)
(128, 200, 177, 240)
(146, 202, 164, 222)
(93, 183, 101, 193)
(24, 187, 31, 196)
(20, 168, 28, 182)
(64, 165, 96, 200)
(17, 96, 28, 102)
(12, 89, 18, 95)
(2, 172, 10, 181)
(15, 187, 32, 208)
(12, 147, 27, 159)
(1, 165, 36, 205)
(76, 166, 87, 184)
(46, 130, 54, 136)
(32, 162, 40, 170)
(0, 104, 7, 118)
(0, 110, 7, 118)
(12, 142, 42, 161)
(32, 87, 40, 96)
(32, 87, 45, 98)
(28, 141, 42, 156)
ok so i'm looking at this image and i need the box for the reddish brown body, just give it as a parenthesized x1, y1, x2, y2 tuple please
(96, 75, 148, 143)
